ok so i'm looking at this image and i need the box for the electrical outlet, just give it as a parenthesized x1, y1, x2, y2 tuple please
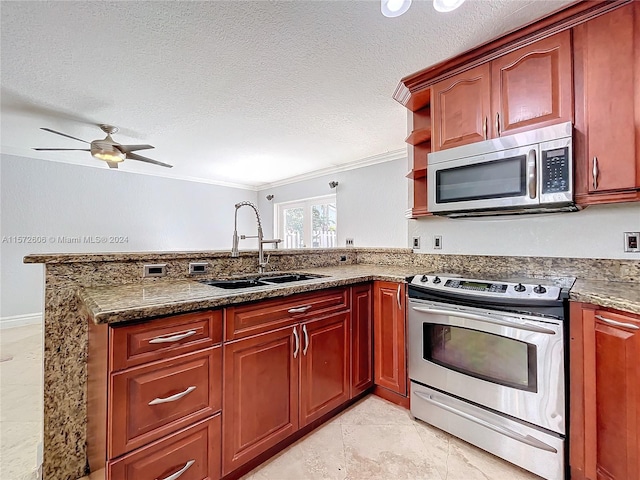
(433, 235, 442, 250)
(346, 238, 354, 247)
(340, 255, 347, 262)
(624, 232, 640, 252)
(412, 236, 421, 249)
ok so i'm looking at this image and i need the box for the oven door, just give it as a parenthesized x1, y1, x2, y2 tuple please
(427, 145, 540, 213)
(408, 298, 565, 434)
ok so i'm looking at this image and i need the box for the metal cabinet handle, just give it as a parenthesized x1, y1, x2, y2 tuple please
(483, 116, 487, 140)
(527, 149, 537, 199)
(595, 315, 639, 330)
(149, 330, 197, 344)
(592, 156, 599, 190)
(293, 326, 299, 358)
(148, 386, 196, 405)
(495, 112, 500, 137)
(396, 284, 402, 310)
(288, 305, 312, 314)
(158, 459, 196, 480)
(302, 325, 309, 355)
(414, 391, 557, 453)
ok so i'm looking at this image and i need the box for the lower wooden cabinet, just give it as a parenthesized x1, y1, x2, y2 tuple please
(570, 303, 640, 480)
(108, 415, 221, 480)
(373, 281, 407, 396)
(351, 284, 374, 397)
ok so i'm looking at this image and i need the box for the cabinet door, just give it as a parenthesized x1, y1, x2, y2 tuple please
(351, 284, 373, 397)
(570, 303, 640, 480)
(574, 3, 640, 200)
(431, 63, 491, 151)
(491, 30, 572, 137)
(222, 326, 299, 475)
(373, 281, 407, 396)
(299, 312, 350, 427)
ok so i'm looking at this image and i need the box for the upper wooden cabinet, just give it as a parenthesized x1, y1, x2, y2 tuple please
(573, 1, 640, 205)
(432, 31, 572, 152)
(570, 303, 640, 480)
(432, 63, 491, 151)
(491, 31, 572, 137)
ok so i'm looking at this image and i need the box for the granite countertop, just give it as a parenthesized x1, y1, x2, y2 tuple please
(79, 264, 640, 324)
(569, 279, 640, 315)
(79, 264, 419, 324)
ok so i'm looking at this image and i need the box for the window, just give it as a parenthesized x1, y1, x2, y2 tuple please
(275, 195, 337, 248)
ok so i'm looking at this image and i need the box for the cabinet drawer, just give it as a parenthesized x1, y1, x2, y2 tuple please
(111, 310, 222, 372)
(225, 288, 349, 341)
(108, 415, 221, 480)
(109, 347, 221, 458)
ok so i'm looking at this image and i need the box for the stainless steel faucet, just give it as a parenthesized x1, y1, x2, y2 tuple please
(231, 201, 282, 274)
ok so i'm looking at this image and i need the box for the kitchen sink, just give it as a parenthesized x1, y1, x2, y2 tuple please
(200, 273, 324, 290)
(200, 278, 269, 289)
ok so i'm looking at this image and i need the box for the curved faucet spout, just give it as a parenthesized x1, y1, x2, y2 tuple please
(231, 201, 271, 273)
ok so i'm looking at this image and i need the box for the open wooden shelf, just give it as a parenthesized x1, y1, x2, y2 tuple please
(404, 127, 432, 146)
(406, 168, 427, 180)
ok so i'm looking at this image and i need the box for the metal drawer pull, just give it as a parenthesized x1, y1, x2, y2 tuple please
(396, 284, 402, 310)
(148, 386, 196, 405)
(414, 391, 557, 453)
(302, 325, 309, 355)
(158, 459, 195, 480)
(149, 330, 197, 344)
(411, 306, 556, 334)
(288, 305, 312, 314)
(592, 156, 599, 190)
(595, 315, 639, 330)
(293, 326, 299, 358)
(483, 116, 487, 140)
(495, 112, 500, 137)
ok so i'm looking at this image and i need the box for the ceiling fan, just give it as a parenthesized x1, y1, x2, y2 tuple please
(34, 124, 173, 169)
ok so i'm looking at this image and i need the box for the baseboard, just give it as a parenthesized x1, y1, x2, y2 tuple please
(0, 313, 42, 329)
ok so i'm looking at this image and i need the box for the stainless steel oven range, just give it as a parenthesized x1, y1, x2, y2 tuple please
(407, 274, 571, 480)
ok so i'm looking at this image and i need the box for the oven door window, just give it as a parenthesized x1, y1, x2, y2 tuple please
(436, 156, 526, 203)
(424, 324, 537, 392)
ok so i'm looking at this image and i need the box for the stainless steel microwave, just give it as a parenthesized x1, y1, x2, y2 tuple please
(427, 122, 575, 217)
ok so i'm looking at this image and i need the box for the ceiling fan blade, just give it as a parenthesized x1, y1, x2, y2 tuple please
(106, 162, 119, 169)
(126, 152, 173, 168)
(33, 148, 91, 151)
(40, 128, 90, 144)
(115, 144, 155, 153)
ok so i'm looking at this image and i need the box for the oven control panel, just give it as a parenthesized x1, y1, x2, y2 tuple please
(410, 275, 562, 301)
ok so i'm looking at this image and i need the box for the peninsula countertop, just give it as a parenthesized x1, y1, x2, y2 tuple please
(78, 264, 640, 324)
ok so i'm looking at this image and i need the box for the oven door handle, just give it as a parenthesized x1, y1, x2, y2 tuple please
(411, 306, 556, 335)
(414, 391, 558, 453)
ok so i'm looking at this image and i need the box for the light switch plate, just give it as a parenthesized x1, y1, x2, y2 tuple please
(433, 235, 442, 250)
(412, 236, 421, 249)
(624, 232, 640, 252)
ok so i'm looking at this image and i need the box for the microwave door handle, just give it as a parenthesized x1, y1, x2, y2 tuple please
(411, 306, 556, 335)
(527, 149, 537, 199)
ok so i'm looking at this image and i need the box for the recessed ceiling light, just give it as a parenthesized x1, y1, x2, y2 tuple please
(433, 0, 466, 13)
(381, 0, 412, 18)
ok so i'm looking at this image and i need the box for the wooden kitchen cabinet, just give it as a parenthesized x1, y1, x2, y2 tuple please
(431, 63, 491, 152)
(570, 303, 640, 480)
(87, 309, 223, 480)
(350, 284, 373, 397)
(373, 281, 407, 397)
(573, 1, 640, 205)
(222, 325, 299, 475)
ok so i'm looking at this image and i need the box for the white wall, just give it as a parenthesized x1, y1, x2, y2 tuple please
(409, 202, 640, 259)
(0, 154, 258, 322)
(257, 158, 409, 248)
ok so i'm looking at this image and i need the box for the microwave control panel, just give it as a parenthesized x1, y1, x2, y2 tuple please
(541, 147, 570, 193)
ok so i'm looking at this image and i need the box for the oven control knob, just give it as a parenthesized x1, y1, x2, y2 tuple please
(514, 283, 526, 292)
(433, 276, 441, 284)
(534, 285, 547, 294)
(420, 275, 429, 282)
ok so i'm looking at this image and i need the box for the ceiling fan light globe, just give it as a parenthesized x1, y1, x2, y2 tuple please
(381, 0, 411, 17)
(92, 149, 125, 163)
(433, 0, 465, 13)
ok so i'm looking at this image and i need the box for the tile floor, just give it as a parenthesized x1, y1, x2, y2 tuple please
(0, 323, 43, 480)
(2, 322, 542, 480)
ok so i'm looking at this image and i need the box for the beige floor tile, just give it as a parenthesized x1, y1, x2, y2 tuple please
(0, 421, 41, 480)
(0, 383, 44, 423)
(412, 417, 452, 480)
(342, 424, 443, 480)
(335, 395, 415, 426)
(242, 422, 346, 480)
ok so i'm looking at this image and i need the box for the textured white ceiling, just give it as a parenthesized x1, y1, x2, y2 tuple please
(1, 0, 575, 188)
